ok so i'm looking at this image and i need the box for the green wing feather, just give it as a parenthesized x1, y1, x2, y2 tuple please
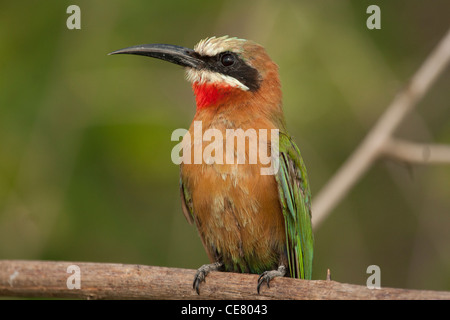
(275, 132, 314, 279)
(180, 168, 195, 225)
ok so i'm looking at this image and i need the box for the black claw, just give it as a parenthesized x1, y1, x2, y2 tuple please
(257, 273, 264, 282)
(257, 272, 271, 294)
(257, 266, 286, 294)
(193, 271, 205, 295)
(192, 262, 222, 295)
(193, 278, 198, 294)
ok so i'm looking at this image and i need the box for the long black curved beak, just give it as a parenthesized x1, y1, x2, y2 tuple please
(108, 43, 204, 69)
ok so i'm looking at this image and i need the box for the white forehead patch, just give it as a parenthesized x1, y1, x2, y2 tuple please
(194, 36, 245, 57)
(185, 68, 249, 91)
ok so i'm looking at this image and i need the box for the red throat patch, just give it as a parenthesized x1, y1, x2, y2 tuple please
(192, 82, 235, 109)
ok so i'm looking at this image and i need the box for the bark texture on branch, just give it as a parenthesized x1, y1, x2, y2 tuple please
(1, 260, 449, 300)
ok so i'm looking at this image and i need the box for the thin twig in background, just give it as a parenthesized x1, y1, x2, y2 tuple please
(382, 138, 450, 164)
(312, 28, 450, 228)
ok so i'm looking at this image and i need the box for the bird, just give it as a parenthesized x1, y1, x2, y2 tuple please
(109, 36, 314, 294)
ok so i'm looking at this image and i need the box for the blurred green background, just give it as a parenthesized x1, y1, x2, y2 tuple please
(1, 0, 449, 292)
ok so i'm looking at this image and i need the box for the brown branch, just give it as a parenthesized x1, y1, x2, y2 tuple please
(1, 260, 449, 300)
(311, 28, 450, 228)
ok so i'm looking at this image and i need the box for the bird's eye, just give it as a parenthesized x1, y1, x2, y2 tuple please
(220, 53, 235, 67)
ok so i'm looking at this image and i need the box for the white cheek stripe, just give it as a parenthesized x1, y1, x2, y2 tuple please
(186, 68, 249, 91)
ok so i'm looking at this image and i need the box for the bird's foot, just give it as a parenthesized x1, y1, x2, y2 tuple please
(193, 262, 223, 294)
(257, 265, 286, 294)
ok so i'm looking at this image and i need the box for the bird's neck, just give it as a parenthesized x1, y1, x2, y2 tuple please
(192, 82, 239, 110)
(192, 78, 286, 131)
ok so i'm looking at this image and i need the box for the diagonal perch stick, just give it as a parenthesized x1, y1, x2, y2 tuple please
(311, 28, 450, 228)
(1, 260, 450, 299)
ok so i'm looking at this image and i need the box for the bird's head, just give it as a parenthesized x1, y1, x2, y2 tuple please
(109, 36, 281, 111)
